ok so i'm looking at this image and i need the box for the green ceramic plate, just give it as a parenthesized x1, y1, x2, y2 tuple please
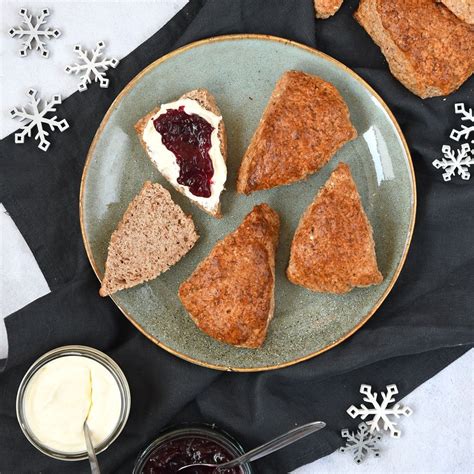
(81, 35, 416, 371)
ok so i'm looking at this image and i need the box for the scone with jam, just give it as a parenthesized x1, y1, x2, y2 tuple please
(135, 89, 227, 217)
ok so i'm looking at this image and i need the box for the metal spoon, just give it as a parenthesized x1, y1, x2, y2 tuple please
(83, 421, 101, 474)
(178, 421, 326, 472)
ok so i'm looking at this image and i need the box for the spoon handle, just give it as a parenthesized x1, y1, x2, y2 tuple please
(84, 422, 101, 474)
(220, 421, 326, 469)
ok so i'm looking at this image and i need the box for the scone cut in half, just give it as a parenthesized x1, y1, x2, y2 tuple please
(135, 89, 227, 217)
(99, 182, 198, 297)
(354, 0, 474, 98)
(178, 204, 280, 349)
(287, 163, 383, 294)
(237, 70, 357, 195)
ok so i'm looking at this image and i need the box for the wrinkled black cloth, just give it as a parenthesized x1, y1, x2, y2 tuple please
(0, 0, 473, 472)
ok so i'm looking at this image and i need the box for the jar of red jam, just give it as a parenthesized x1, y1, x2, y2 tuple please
(133, 424, 254, 474)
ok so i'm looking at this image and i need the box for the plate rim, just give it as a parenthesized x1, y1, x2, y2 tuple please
(79, 34, 417, 372)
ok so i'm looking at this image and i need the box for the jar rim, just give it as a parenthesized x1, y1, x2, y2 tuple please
(16, 345, 131, 461)
(133, 423, 254, 474)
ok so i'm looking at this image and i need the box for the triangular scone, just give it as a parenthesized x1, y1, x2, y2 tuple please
(237, 71, 357, 195)
(178, 204, 280, 348)
(135, 89, 227, 217)
(354, 0, 474, 98)
(287, 163, 383, 293)
(99, 182, 198, 297)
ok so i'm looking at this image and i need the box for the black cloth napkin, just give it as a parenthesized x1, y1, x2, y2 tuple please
(1, 0, 473, 472)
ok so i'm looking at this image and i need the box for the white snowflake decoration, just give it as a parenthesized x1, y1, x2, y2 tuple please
(65, 41, 119, 92)
(450, 103, 474, 142)
(8, 8, 61, 58)
(10, 89, 69, 152)
(432, 103, 474, 181)
(432, 143, 473, 181)
(340, 422, 382, 464)
(347, 384, 412, 438)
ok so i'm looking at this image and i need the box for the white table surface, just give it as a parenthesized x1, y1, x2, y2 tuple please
(1, 1, 472, 472)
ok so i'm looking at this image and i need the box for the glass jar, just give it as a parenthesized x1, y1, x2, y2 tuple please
(133, 424, 254, 473)
(16, 345, 131, 461)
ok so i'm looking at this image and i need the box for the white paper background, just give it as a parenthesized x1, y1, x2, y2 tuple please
(1, 1, 472, 472)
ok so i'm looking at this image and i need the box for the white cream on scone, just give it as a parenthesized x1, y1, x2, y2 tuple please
(142, 98, 226, 213)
